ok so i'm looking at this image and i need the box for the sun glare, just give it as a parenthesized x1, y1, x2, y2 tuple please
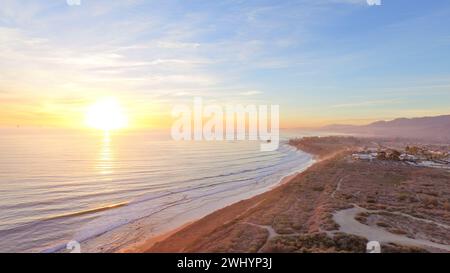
(85, 98, 128, 131)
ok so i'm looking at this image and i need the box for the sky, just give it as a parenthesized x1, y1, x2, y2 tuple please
(1, 0, 450, 129)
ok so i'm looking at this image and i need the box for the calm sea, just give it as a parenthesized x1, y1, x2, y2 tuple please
(0, 129, 313, 252)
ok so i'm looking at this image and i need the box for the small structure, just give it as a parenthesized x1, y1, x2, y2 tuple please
(352, 145, 450, 168)
(352, 153, 374, 161)
(400, 153, 418, 162)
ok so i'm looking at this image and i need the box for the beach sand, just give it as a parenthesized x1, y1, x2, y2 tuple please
(117, 158, 308, 253)
(120, 169, 305, 253)
(135, 136, 450, 253)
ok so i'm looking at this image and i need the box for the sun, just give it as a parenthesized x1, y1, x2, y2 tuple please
(85, 98, 128, 131)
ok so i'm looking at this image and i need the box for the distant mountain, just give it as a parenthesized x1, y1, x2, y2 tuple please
(321, 115, 450, 142)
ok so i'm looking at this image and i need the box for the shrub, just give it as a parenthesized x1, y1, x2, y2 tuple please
(312, 186, 324, 192)
(423, 197, 439, 208)
(333, 233, 368, 252)
(376, 222, 391, 228)
(389, 228, 408, 235)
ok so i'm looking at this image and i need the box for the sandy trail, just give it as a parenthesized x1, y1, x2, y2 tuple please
(333, 206, 450, 252)
(330, 175, 450, 252)
(331, 178, 342, 199)
(354, 205, 450, 230)
(244, 222, 302, 253)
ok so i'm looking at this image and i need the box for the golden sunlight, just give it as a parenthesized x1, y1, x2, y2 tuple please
(85, 98, 128, 131)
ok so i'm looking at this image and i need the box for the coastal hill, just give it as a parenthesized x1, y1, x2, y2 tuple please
(321, 115, 450, 142)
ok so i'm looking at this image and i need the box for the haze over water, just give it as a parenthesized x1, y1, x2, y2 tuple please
(0, 129, 313, 252)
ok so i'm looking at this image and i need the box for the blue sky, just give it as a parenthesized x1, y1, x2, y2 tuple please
(1, 0, 450, 127)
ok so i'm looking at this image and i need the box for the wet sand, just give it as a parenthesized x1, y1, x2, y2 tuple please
(128, 170, 307, 252)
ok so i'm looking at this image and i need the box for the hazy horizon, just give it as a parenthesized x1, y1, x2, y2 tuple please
(1, 0, 450, 130)
(1, 1, 450, 255)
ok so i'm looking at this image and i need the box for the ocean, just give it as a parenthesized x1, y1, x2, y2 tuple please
(0, 129, 313, 252)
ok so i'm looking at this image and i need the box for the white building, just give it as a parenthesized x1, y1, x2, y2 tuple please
(352, 154, 374, 161)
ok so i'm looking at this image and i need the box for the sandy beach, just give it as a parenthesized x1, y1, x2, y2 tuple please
(118, 160, 311, 253)
(137, 137, 450, 253)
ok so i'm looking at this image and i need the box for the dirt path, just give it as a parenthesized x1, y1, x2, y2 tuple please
(333, 206, 450, 252)
(331, 178, 342, 199)
(352, 204, 450, 230)
(330, 177, 450, 252)
(244, 222, 302, 253)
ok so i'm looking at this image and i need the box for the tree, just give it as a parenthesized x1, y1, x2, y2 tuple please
(377, 151, 387, 160)
(388, 150, 401, 161)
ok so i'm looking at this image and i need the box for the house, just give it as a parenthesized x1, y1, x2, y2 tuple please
(352, 153, 374, 161)
(400, 153, 418, 162)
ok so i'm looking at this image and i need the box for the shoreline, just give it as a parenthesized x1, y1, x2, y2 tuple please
(141, 136, 450, 253)
(120, 221, 195, 253)
(119, 153, 315, 253)
(122, 137, 351, 252)
(37, 142, 314, 253)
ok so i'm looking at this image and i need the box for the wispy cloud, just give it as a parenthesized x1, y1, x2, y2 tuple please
(1, 0, 449, 127)
(239, 90, 262, 96)
(331, 99, 402, 108)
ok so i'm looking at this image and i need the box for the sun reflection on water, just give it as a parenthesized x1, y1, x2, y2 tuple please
(97, 131, 114, 175)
